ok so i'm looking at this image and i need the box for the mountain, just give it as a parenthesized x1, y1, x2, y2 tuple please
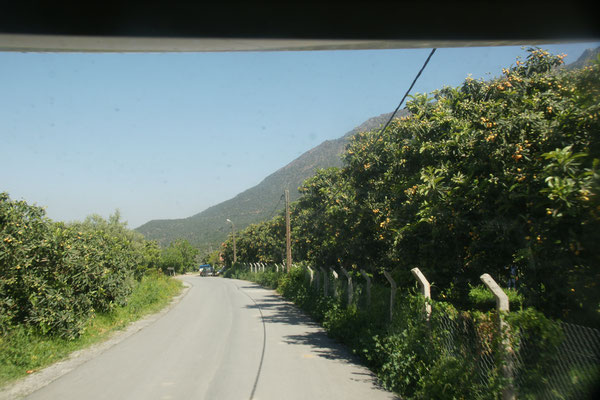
(135, 110, 408, 251)
(565, 46, 600, 70)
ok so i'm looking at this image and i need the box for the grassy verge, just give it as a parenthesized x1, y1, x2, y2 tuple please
(0, 272, 182, 388)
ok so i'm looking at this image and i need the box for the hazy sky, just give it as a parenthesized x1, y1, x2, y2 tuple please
(1, 41, 599, 228)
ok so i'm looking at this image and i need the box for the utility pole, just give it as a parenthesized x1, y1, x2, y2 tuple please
(285, 189, 292, 272)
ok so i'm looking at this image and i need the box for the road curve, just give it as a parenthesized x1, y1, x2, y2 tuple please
(25, 276, 398, 400)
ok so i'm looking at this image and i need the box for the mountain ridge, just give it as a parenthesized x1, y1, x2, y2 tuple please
(135, 110, 406, 250)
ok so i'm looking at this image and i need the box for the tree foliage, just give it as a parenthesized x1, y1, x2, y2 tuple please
(223, 49, 600, 325)
(0, 194, 161, 338)
(158, 239, 199, 274)
(221, 216, 285, 266)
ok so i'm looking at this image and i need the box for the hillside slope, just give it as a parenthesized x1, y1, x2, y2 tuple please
(136, 110, 406, 250)
(565, 46, 600, 70)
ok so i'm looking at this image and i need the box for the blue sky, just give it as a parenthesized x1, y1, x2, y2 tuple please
(1, 41, 599, 228)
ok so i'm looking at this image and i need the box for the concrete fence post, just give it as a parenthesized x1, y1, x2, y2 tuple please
(410, 267, 432, 322)
(320, 267, 328, 297)
(331, 268, 339, 298)
(314, 268, 320, 291)
(261, 263, 265, 273)
(383, 270, 397, 322)
(360, 270, 372, 307)
(276, 263, 279, 273)
(480, 273, 515, 400)
(307, 266, 315, 286)
(340, 267, 353, 307)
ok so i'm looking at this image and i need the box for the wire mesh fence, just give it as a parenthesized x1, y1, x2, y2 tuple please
(514, 321, 600, 399)
(435, 310, 497, 388)
(434, 305, 600, 399)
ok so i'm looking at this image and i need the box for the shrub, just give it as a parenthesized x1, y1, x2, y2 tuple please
(468, 284, 524, 312)
(415, 356, 492, 400)
(1, 193, 160, 338)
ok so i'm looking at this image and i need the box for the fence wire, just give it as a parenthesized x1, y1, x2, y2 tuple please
(514, 321, 600, 399)
(436, 311, 497, 388)
(435, 306, 600, 399)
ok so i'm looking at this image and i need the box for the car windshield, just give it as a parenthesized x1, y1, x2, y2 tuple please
(2, 10, 599, 399)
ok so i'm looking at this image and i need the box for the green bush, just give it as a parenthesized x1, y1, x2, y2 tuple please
(468, 284, 524, 311)
(1, 193, 161, 338)
(253, 270, 282, 289)
(506, 308, 565, 399)
(158, 239, 199, 274)
(278, 267, 304, 297)
(415, 356, 491, 400)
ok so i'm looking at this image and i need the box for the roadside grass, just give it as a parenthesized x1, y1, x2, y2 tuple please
(0, 272, 183, 388)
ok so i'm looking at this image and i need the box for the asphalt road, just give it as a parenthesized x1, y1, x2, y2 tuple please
(24, 276, 397, 400)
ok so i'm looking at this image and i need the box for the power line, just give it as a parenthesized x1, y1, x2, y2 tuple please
(220, 50, 437, 228)
(148, 51, 436, 244)
(310, 48, 437, 217)
(265, 193, 285, 221)
(376, 48, 436, 141)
